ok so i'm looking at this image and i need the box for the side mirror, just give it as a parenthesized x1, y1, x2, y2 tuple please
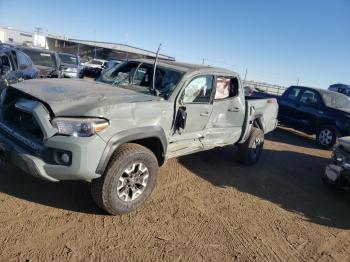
(174, 106, 187, 134)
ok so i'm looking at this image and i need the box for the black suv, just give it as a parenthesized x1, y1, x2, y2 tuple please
(0, 43, 39, 84)
(19, 47, 61, 78)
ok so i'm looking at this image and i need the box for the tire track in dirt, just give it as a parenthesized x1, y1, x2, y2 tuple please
(0, 129, 350, 261)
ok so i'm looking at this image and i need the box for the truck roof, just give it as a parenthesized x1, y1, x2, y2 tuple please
(133, 58, 238, 76)
(289, 85, 348, 97)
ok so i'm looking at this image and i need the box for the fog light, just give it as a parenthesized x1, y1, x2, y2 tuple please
(61, 153, 71, 165)
(52, 150, 72, 166)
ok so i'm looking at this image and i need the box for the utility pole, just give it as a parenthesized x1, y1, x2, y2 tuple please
(34, 27, 43, 46)
(296, 77, 300, 86)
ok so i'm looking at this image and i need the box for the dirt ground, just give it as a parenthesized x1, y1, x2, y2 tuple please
(1, 127, 350, 261)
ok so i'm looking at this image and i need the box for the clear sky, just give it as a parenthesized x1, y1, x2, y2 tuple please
(0, 0, 349, 88)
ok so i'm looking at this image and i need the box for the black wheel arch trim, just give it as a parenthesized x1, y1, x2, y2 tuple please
(96, 126, 167, 175)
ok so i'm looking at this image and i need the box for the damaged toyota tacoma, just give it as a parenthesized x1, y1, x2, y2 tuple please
(0, 59, 278, 215)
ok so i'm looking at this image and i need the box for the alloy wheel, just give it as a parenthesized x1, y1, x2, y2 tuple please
(117, 162, 149, 202)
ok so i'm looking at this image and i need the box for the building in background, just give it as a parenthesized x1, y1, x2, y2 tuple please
(0, 26, 174, 62)
(46, 35, 174, 62)
(0, 26, 47, 48)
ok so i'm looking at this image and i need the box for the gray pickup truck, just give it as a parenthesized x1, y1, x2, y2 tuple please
(0, 59, 278, 215)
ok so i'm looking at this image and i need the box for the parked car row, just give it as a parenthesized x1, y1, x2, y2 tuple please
(0, 42, 123, 84)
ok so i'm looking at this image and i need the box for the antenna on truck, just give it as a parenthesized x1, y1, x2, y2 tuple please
(151, 43, 162, 95)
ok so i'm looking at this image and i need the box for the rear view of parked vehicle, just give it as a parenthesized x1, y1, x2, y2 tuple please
(79, 59, 108, 79)
(20, 47, 61, 78)
(58, 52, 80, 78)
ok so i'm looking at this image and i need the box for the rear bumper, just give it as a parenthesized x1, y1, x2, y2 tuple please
(0, 131, 106, 182)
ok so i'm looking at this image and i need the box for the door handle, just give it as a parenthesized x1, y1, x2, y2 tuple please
(200, 112, 209, 117)
(228, 107, 240, 112)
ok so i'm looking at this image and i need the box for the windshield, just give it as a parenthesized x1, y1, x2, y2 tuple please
(322, 91, 350, 109)
(96, 61, 184, 99)
(23, 50, 55, 67)
(89, 60, 103, 65)
(59, 53, 78, 65)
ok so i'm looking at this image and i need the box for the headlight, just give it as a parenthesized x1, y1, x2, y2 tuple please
(51, 118, 109, 137)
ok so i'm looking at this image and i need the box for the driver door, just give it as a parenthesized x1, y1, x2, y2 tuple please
(169, 75, 214, 146)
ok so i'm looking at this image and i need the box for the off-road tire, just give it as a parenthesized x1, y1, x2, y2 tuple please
(91, 143, 159, 215)
(316, 125, 338, 149)
(237, 127, 264, 165)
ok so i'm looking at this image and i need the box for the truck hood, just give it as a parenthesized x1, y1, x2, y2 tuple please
(10, 78, 161, 117)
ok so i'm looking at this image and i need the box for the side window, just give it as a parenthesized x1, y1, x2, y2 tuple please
(215, 76, 239, 100)
(287, 88, 301, 101)
(299, 90, 319, 105)
(183, 75, 213, 104)
(17, 51, 29, 70)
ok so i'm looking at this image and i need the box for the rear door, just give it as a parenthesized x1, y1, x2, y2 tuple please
(295, 89, 323, 132)
(205, 75, 245, 145)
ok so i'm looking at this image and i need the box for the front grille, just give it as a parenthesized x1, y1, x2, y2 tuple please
(3, 104, 44, 141)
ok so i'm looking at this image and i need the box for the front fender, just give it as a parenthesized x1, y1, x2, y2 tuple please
(95, 126, 167, 174)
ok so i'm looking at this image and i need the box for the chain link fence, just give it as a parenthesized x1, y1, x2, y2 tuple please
(243, 80, 287, 95)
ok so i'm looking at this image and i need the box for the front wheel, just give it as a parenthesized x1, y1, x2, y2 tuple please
(237, 127, 264, 165)
(91, 143, 159, 215)
(316, 125, 338, 149)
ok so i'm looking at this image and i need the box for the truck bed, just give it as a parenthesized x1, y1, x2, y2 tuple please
(244, 96, 279, 135)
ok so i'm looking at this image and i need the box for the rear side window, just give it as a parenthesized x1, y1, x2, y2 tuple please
(287, 88, 301, 101)
(214, 77, 239, 100)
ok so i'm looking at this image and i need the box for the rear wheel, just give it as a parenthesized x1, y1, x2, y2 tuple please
(237, 127, 264, 165)
(316, 125, 338, 149)
(91, 143, 158, 215)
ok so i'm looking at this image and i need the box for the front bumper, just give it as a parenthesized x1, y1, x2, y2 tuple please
(0, 130, 107, 182)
